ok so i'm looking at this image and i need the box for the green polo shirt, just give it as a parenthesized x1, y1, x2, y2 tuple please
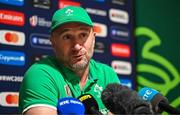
(19, 57, 120, 114)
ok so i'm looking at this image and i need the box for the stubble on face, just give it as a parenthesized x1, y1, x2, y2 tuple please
(70, 55, 88, 71)
(69, 45, 94, 72)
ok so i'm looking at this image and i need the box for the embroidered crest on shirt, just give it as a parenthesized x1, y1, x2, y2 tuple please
(94, 84, 103, 98)
(64, 85, 71, 96)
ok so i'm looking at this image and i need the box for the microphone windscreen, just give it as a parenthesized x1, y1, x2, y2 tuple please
(101, 83, 130, 114)
(101, 83, 153, 114)
(57, 97, 85, 115)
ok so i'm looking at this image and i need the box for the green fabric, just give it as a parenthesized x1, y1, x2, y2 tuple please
(51, 6, 93, 32)
(19, 57, 120, 114)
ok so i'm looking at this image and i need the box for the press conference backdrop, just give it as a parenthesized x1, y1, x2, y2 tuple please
(135, 0, 180, 111)
(0, 0, 135, 114)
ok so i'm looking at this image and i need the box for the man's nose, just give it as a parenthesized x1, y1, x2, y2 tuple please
(71, 37, 83, 51)
(73, 44, 82, 51)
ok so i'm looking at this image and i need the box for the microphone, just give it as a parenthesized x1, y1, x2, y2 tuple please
(101, 83, 153, 114)
(57, 97, 85, 115)
(138, 87, 180, 114)
(78, 94, 102, 115)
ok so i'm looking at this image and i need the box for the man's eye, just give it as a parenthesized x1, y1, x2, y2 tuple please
(63, 35, 72, 40)
(80, 33, 88, 38)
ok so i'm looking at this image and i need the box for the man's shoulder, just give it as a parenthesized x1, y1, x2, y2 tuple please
(23, 56, 65, 85)
(89, 59, 120, 84)
(29, 56, 57, 69)
(90, 59, 113, 70)
(90, 59, 116, 77)
(25, 56, 60, 75)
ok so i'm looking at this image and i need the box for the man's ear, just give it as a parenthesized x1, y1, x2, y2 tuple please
(93, 32, 96, 37)
(93, 32, 96, 43)
(50, 36, 55, 47)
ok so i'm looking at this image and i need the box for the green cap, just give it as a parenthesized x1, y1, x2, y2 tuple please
(50, 6, 93, 33)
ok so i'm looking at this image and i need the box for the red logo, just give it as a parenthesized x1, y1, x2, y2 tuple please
(93, 23, 107, 37)
(0, 30, 25, 46)
(0, 92, 19, 107)
(58, 0, 81, 8)
(5, 32, 18, 43)
(0, 10, 25, 26)
(6, 94, 18, 104)
(111, 43, 130, 58)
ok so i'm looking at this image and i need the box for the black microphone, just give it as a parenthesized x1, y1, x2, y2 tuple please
(138, 87, 180, 114)
(78, 94, 102, 115)
(101, 83, 153, 114)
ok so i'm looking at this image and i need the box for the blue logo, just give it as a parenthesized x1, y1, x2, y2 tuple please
(0, 50, 25, 66)
(138, 87, 158, 101)
(0, 0, 24, 6)
(110, 26, 129, 41)
(119, 78, 132, 88)
(30, 33, 52, 49)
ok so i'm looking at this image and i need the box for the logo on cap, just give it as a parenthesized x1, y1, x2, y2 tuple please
(65, 9, 73, 16)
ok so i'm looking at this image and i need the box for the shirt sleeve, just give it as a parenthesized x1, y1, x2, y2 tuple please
(19, 65, 58, 113)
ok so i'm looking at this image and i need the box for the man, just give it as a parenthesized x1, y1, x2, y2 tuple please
(19, 6, 120, 115)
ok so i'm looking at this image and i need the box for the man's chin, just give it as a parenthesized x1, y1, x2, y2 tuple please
(70, 60, 88, 71)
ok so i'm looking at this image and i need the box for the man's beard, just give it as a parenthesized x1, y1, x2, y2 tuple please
(70, 56, 89, 71)
(69, 48, 94, 72)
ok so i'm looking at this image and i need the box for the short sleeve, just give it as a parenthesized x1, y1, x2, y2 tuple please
(19, 65, 58, 113)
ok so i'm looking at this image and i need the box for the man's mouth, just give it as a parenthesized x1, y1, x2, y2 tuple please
(71, 55, 84, 63)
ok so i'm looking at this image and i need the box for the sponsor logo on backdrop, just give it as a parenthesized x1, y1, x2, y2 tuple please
(30, 33, 52, 49)
(93, 0, 105, 2)
(120, 78, 132, 88)
(0, 0, 24, 6)
(0, 92, 19, 107)
(112, 0, 127, 5)
(94, 42, 106, 53)
(58, 0, 80, 8)
(109, 9, 129, 24)
(93, 23, 107, 37)
(29, 15, 51, 28)
(86, 8, 107, 16)
(0, 30, 25, 46)
(0, 75, 23, 82)
(111, 60, 132, 75)
(111, 43, 130, 58)
(0, 10, 25, 26)
(0, 50, 25, 66)
(32, 0, 51, 9)
(31, 55, 49, 63)
(110, 26, 129, 41)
